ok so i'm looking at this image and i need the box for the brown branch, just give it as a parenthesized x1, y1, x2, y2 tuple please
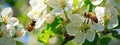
(62, 32, 75, 45)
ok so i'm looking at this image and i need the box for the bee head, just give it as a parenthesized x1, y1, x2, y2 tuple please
(84, 12, 90, 18)
(32, 20, 36, 23)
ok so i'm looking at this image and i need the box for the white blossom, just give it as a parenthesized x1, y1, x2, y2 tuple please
(28, 0, 48, 29)
(66, 14, 95, 43)
(66, 14, 84, 35)
(0, 7, 26, 37)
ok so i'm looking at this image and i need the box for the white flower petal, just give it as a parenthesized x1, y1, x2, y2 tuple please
(64, 0, 73, 13)
(90, 0, 103, 5)
(45, 14, 55, 24)
(106, 0, 116, 7)
(0, 37, 16, 45)
(106, 7, 118, 29)
(49, 36, 58, 45)
(108, 16, 118, 29)
(52, 8, 63, 16)
(68, 14, 84, 24)
(48, 36, 62, 45)
(106, 6, 118, 17)
(85, 30, 95, 42)
(15, 24, 26, 37)
(30, 0, 46, 12)
(35, 18, 45, 29)
(66, 23, 80, 36)
(95, 6, 105, 21)
(115, 3, 120, 10)
(16, 29, 26, 37)
(46, 0, 61, 8)
(93, 22, 104, 31)
(6, 24, 16, 37)
(7, 17, 19, 26)
(1, 7, 13, 17)
(74, 32, 85, 43)
(27, 9, 40, 19)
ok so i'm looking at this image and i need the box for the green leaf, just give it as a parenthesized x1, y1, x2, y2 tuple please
(83, 0, 90, 7)
(89, 3, 94, 12)
(98, 37, 111, 45)
(83, 0, 94, 12)
(47, 16, 63, 34)
(38, 27, 55, 45)
(112, 31, 120, 39)
(5, 0, 16, 6)
(17, 14, 29, 26)
(65, 40, 78, 45)
(16, 41, 24, 45)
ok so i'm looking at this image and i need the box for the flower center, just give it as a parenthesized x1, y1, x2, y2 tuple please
(60, 0, 66, 8)
(33, 10, 41, 16)
(79, 23, 90, 32)
(2, 15, 8, 22)
(103, 15, 111, 25)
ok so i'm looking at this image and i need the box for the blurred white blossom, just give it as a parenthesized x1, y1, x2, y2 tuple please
(1, 7, 13, 18)
(1, 7, 13, 22)
(0, 7, 26, 37)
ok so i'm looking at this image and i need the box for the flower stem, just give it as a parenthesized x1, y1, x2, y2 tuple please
(62, 8, 69, 23)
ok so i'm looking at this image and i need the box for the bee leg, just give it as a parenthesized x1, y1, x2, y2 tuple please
(87, 19, 89, 24)
(83, 19, 86, 24)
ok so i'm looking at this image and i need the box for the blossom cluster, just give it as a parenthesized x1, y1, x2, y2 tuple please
(0, 7, 26, 45)
(0, 0, 120, 45)
(27, 0, 120, 44)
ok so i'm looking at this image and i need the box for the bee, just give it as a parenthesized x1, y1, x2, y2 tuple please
(26, 19, 36, 32)
(84, 12, 98, 23)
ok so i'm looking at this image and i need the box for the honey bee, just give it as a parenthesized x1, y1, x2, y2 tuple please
(26, 19, 36, 32)
(84, 12, 98, 23)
